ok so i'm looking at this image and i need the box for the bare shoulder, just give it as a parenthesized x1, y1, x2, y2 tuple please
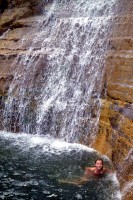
(85, 167, 95, 171)
(85, 167, 95, 174)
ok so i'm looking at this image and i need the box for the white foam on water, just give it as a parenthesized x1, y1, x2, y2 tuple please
(0, 130, 122, 199)
(50, 139, 95, 153)
(0, 131, 95, 155)
(106, 173, 122, 200)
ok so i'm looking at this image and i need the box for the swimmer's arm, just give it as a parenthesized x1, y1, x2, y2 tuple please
(84, 167, 94, 177)
(58, 168, 93, 186)
(58, 178, 88, 186)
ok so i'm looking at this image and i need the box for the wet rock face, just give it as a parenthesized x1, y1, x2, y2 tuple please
(0, 0, 44, 35)
(93, 1, 133, 200)
(0, 0, 41, 13)
(0, 0, 44, 132)
(118, 149, 133, 200)
(0, 74, 14, 94)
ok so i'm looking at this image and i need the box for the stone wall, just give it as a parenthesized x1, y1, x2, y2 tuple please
(92, 1, 133, 199)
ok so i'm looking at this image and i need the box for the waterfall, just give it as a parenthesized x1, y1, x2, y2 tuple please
(0, 1, 123, 199)
(2, 0, 117, 144)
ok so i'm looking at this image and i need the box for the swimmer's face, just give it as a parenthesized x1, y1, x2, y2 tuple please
(95, 160, 103, 170)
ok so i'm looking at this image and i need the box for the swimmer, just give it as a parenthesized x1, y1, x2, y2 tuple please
(59, 159, 113, 186)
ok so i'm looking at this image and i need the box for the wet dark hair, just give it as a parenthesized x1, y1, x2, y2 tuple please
(95, 159, 104, 165)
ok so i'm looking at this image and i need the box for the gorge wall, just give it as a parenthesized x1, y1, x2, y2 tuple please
(92, 0, 133, 199)
(0, 0, 133, 200)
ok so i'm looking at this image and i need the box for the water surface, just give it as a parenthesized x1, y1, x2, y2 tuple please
(0, 131, 121, 200)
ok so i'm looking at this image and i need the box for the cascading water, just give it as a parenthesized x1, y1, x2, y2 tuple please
(3, 0, 116, 144)
(0, 0, 122, 199)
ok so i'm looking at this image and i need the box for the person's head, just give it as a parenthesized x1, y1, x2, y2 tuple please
(95, 159, 104, 171)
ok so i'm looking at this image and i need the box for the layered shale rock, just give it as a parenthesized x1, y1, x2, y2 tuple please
(0, 0, 45, 132)
(0, 0, 44, 35)
(92, 2, 133, 200)
(0, 1, 38, 94)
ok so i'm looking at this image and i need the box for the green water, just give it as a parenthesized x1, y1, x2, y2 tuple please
(0, 131, 121, 200)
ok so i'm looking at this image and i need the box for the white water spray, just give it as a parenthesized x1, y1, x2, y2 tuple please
(2, 0, 117, 143)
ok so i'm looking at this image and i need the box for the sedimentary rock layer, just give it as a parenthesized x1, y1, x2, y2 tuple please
(93, 2, 133, 200)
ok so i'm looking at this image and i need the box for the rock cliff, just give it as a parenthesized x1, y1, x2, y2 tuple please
(92, 1, 133, 199)
(0, 0, 133, 200)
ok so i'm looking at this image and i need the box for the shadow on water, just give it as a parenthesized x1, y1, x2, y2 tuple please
(0, 132, 121, 200)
